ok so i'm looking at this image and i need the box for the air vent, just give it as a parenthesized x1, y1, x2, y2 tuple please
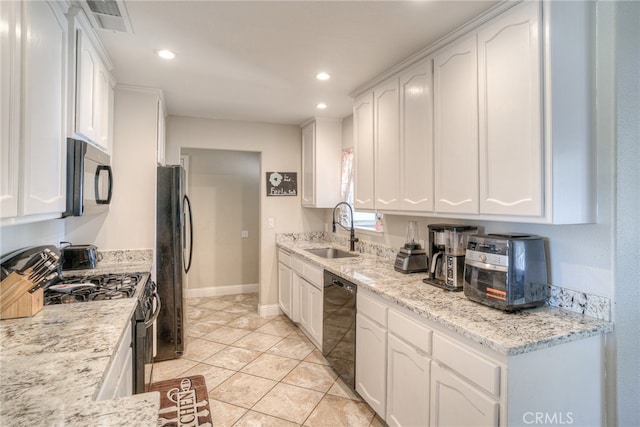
(87, 0, 120, 16)
(84, 0, 132, 33)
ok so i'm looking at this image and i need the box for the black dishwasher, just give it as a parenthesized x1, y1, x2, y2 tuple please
(322, 270, 357, 389)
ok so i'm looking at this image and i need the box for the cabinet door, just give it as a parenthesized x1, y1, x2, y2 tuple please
(0, 0, 20, 218)
(308, 283, 323, 346)
(430, 363, 499, 427)
(298, 278, 322, 347)
(399, 58, 434, 212)
(301, 122, 315, 206)
(386, 334, 430, 427)
(353, 93, 375, 210)
(434, 35, 479, 214)
(290, 273, 301, 323)
(478, 1, 542, 216)
(374, 78, 400, 210)
(299, 278, 311, 331)
(278, 263, 292, 318)
(355, 312, 387, 418)
(94, 60, 112, 150)
(75, 25, 98, 143)
(21, 0, 67, 216)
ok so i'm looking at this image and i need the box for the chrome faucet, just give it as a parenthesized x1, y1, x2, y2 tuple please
(332, 202, 359, 252)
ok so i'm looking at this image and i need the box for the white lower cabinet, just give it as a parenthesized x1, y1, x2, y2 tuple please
(430, 362, 499, 426)
(355, 288, 604, 426)
(355, 312, 387, 417)
(97, 321, 133, 400)
(277, 250, 292, 318)
(299, 278, 322, 346)
(386, 334, 430, 427)
(278, 253, 323, 349)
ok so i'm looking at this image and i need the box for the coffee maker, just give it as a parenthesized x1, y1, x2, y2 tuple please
(423, 224, 477, 291)
(394, 221, 428, 273)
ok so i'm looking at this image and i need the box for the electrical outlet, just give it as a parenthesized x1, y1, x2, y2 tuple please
(241, 230, 249, 238)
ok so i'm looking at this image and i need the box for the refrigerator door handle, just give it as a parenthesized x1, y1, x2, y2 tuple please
(183, 194, 194, 273)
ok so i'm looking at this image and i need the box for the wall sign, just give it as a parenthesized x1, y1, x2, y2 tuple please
(266, 172, 297, 196)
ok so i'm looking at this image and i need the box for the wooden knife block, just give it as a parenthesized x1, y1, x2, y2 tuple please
(0, 272, 44, 320)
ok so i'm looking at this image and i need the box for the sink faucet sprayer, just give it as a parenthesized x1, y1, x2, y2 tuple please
(332, 202, 359, 252)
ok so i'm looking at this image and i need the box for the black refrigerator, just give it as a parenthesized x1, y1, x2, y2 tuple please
(155, 165, 193, 361)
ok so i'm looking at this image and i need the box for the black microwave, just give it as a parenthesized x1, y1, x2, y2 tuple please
(64, 138, 113, 217)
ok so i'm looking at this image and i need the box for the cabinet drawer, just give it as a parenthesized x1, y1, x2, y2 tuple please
(278, 249, 291, 267)
(388, 309, 432, 354)
(432, 333, 501, 397)
(358, 291, 388, 327)
(291, 256, 323, 289)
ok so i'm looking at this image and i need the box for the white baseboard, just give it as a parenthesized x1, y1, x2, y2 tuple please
(185, 283, 258, 298)
(258, 304, 282, 317)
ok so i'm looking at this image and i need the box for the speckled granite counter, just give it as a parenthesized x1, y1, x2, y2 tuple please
(0, 251, 159, 426)
(61, 249, 154, 278)
(276, 237, 613, 356)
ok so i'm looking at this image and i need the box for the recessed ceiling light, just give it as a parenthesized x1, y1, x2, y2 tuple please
(316, 72, 331, 81)
(316, 103, 328, 110)
(157, 49, 175, 60)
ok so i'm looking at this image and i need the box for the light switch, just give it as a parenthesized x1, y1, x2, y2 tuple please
(267, 217, 275, 229)
(241, 230, 249, 238)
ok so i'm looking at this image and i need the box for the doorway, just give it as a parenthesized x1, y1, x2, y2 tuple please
(180, 148, 261, 297)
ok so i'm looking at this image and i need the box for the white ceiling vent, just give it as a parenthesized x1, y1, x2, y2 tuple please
(84, 0, 133, 33)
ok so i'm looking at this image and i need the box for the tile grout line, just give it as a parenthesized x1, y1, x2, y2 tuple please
(168, 294, 376, 426)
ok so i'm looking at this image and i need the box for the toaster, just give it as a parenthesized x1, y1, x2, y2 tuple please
(61, 244, 101, 271)
(463, 234, 548, 311)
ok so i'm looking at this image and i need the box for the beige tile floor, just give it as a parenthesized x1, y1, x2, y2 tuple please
(152, 293, 385, 427)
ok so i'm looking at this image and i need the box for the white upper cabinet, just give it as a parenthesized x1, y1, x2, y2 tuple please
(301, 122, 315, 205)
(399, 58, 434, 212)
(157, 97, 166, 165)
(433, 35, 479, 215)
(1, 0, 68, 221)
(0, 0, 21, 219)
(300, 118, 342, 208)
(355, 58, 434, 214)
(374, 78, 401, 210)
(478, 1, 542, 216)
(353, 93, 375, 211)
(21, 0, 68, 216)
(75, 24, 98, 143)
(72, 10, 114, 152)
(353, 0, 594, 224)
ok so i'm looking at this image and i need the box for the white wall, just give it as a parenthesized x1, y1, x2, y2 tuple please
(166, 116, 326, 308)
(64, 87, 159, 250)
(610, 1, 640, 424)
(0, 219, 64, 255)
(181, 148, 260, 291)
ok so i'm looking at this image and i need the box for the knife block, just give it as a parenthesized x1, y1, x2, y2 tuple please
(0, 272, 44, 320)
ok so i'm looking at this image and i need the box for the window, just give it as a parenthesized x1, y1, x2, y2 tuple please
(341, 148, 383, 232)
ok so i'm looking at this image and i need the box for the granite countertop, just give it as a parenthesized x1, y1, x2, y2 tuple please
(277, 238, 613, 356)
(0, 255, 159, 426)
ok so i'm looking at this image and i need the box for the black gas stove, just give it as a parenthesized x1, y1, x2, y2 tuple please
(44, 271, 160, 395)
(44, 273, 144, 305)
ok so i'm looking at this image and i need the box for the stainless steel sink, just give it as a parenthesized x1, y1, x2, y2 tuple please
(305, 247, 358, 259)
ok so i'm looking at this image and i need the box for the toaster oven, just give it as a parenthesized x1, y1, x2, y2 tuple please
(463, 234, 548, 311)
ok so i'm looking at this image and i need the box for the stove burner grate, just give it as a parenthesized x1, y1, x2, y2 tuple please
(45, 273, 143, 305)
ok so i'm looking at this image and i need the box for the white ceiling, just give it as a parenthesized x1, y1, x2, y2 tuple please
(95, 0, 499, 125)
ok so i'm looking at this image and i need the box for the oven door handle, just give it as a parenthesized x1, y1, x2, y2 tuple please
(144, 291, 161, 328)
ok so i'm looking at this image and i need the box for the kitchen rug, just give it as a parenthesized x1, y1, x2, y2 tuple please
(150, 374, 212, 427)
